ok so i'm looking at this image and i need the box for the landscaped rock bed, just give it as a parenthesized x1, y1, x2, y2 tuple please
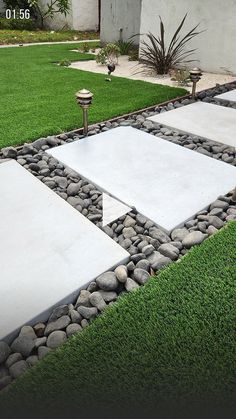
(0, 81, 236, 391)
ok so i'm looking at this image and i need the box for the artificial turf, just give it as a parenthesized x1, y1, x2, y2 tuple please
(0, 42, 187, 148)
(1, 222, 236, 417)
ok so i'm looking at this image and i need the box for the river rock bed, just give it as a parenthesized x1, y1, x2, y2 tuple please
(0, 81, 236, 390)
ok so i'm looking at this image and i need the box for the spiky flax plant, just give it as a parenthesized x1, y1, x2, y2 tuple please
(139, 14, 203, 75)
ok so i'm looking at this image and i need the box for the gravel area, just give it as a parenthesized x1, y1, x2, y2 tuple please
(70, 53, 236, 92)
(0, 81, 236, 391)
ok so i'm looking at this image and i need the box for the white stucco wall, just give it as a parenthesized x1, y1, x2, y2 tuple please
(72, 0, 99, 31)
(39, 0, 73, 30)
(140, 0, 236, 75)
(39, 0, 99, 31)
(100, 0, 142, 44)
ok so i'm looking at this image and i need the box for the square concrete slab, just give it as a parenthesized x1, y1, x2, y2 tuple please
(148, 102, 236, 148)
(48, 126, 236, 233)
(215, 89, 236, 103)
(0, 160, 129, 342)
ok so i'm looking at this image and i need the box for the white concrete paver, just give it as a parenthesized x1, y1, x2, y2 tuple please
(48, 127, 236, 233)
(0, 160, 129, 342)
(148, 102, 236, 148)
(215, 89, 236, 103)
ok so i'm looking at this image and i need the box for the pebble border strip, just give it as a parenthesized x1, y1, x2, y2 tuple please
(0, 81, 236, 390)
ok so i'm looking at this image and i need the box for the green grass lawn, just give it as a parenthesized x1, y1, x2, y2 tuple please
(0, 29, 99, 44)
(0, 43, 187, 148)
(1, 222, 236, 417)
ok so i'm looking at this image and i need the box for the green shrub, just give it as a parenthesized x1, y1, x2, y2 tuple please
(58, 58, 71, 67)
(170, 67, 191, 86)
(81, 42, 90, 53)
(95, 48, 107, 64)
(0, 18, 11, 29)
(115, 39, 134, 55)
(128, 47, 139, 61)
(0, 17, 36, 30)
(96, 43, 120, 65)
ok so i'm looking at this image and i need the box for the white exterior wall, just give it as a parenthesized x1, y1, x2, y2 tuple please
(100, 0, 142, 44)
(39, 0, 73, 30)
(72, 0, 99, 31)
(39, 0, 99, 31)
(140, 0, 236, 75)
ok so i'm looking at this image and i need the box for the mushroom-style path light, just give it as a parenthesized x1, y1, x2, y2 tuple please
(189, 67, 202, 99)
(75, 89, 93, 136)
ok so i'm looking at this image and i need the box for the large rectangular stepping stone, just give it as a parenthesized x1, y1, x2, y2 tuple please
(215, 89, 236, 103)
(0, 160, 129, 342)
(148, 102, 236, 148)
(48, 126, 236, 233)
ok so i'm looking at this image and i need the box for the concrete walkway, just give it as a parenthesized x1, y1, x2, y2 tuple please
(0, 159, 128, 342)
(148, 102, 236, 148)
(48, 126, 236, 232)
(0, 39, 99, 48)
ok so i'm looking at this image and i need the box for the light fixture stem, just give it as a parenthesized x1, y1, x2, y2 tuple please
(192, 81, 197, 99)
(82, 107, 89, 136)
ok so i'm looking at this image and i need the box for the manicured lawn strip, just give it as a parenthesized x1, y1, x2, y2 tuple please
(1, 222, 236, 415)
(0, 30, 99, 44)
(0, 43, 187, 148)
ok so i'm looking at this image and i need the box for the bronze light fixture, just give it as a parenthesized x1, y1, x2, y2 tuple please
(75, 89, 93, 136)
(189, 67, 202, 99)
